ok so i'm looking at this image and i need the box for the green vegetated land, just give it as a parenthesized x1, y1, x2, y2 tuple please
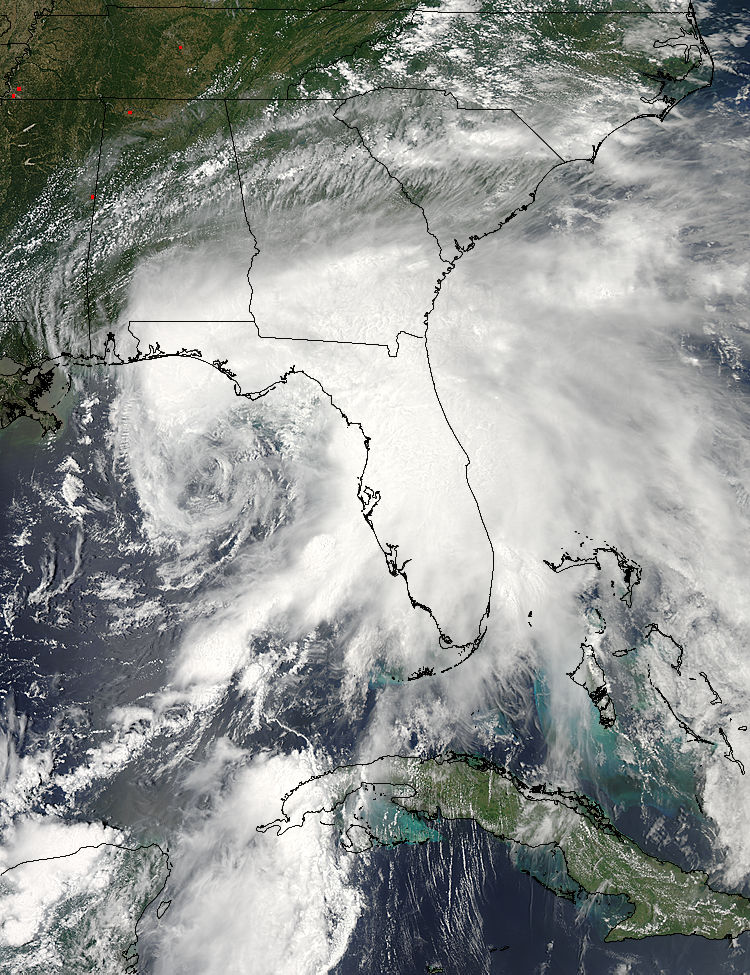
(0, 0, 415, 402)
(0, 354, 68, 431)
(500, 9, 706, 85)
(0, 842, 170, 973)
(0, 0, 415, 236)
(264, 754, 750, 942)
(0, 0, 709, 427)
(0, 0, 708, 246)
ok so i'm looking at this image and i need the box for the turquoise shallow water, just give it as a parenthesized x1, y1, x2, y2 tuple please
(361, 794, 444, 848)
(532, 671, 703, 821)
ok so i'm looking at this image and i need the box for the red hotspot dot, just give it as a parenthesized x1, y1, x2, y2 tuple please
(127, 109, 133, 114)
(11, 93, 15, 99)
(91, 193, 95, 199)
(16, 87, 21, 92)
(178, 44, 183, 50)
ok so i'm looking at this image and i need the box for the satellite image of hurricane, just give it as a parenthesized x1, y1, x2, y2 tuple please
(1, 0, 749, 971)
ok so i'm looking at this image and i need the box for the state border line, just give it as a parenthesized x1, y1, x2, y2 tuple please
(125, 320, 397, 353)
(5, 92, 568, 163)
(40, 7, 694, 14)
(510, 108, 565, 161)
(5, 95, 341, 101)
